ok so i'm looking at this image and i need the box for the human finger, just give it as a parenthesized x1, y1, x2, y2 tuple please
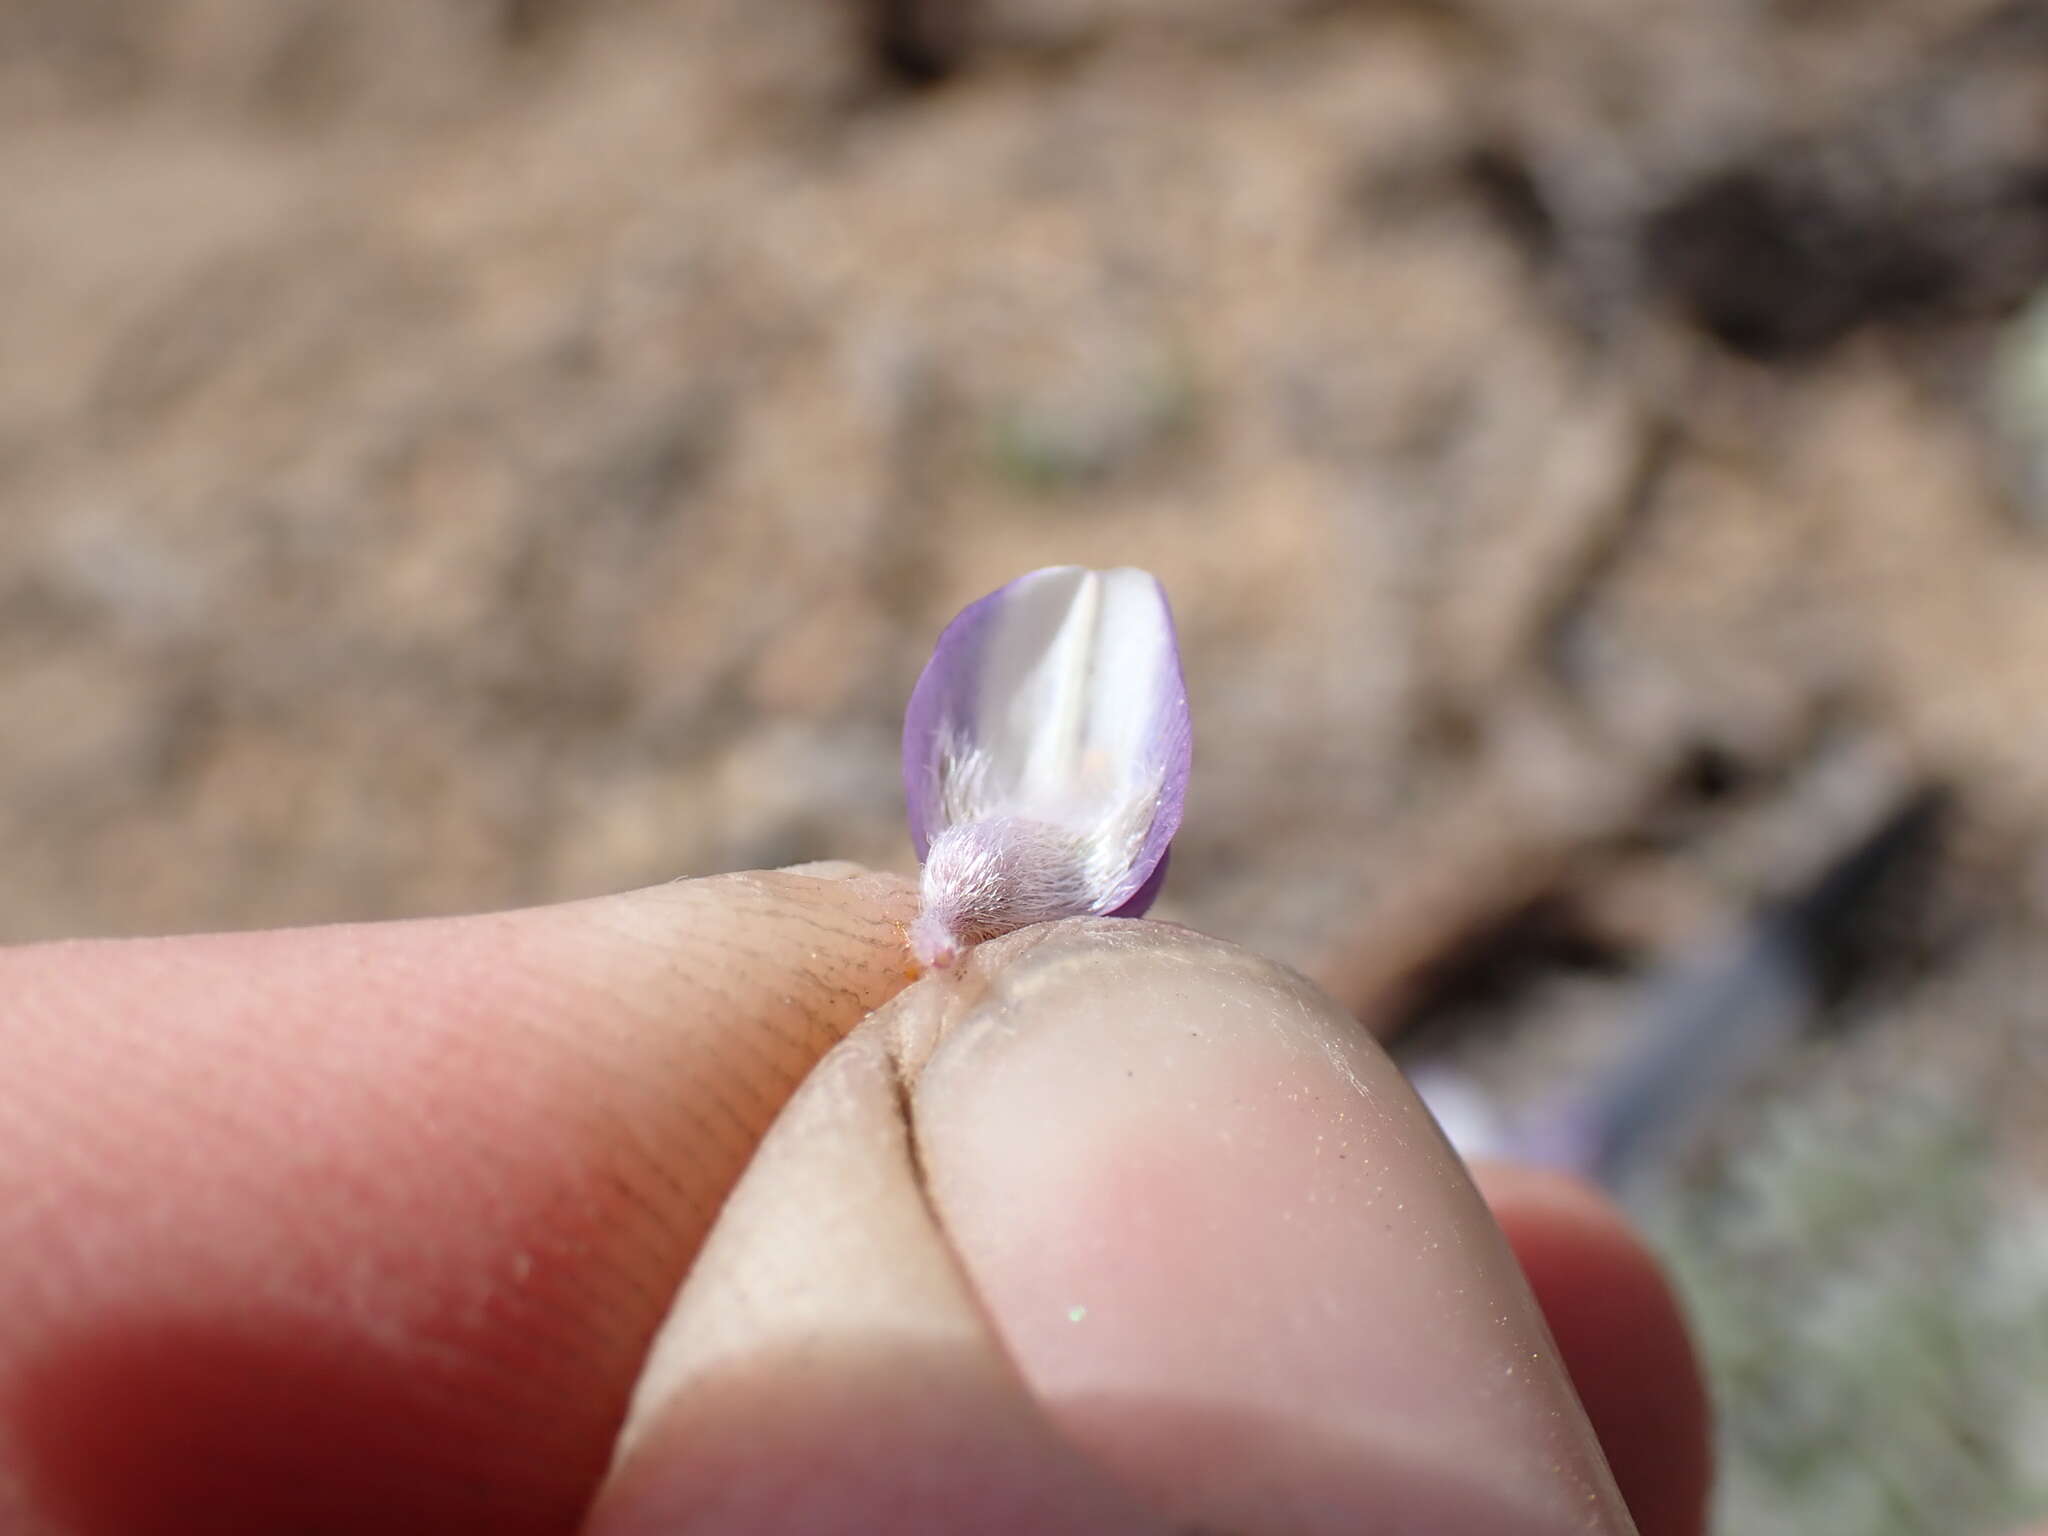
(586, 1016, 1173, 1534)
(0, 868, 916, 1536)
(1472, 1161, 1712, 1536)
(600, 919, 1636, 1535)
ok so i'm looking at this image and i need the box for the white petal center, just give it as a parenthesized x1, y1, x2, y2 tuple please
(959, 566, 1174, 828)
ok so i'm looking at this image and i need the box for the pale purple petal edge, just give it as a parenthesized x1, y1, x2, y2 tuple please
(901, 578, 1012, 859)
(1108, 574, 1191, 914)
(1108, 846, 1172, 918)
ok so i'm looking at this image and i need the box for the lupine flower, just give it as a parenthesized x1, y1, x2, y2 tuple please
(903, 565, 1191, 971)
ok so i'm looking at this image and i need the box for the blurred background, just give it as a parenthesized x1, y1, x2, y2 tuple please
(4, 0, 2048, 1529)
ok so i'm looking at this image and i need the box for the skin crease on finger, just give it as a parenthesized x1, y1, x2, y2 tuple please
(0, 867, 919, 1536)
(588, 1009, 1178, 1535)
(598, 919, 1642, 1536)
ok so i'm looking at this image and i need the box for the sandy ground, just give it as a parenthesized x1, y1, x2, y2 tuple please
(5, 2, 2048, 1529)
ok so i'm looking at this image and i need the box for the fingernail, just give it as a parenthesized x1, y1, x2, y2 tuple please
(910, 921, 1637, 1536)
(771, 860, 873, 881)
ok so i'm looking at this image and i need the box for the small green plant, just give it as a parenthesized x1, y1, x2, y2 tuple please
(985, 355, 1200, 493)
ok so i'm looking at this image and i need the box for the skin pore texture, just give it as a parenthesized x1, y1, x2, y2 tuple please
(0, 866, 1708, 1535)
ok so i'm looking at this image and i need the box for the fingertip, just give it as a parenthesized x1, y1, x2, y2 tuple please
(1472, 1161, 1713, 1536)
(0, 868, 919, 1535)
(907, 919, 1636, 1536)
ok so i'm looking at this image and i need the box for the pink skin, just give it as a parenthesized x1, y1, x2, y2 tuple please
(0, 873, 1713, 1535)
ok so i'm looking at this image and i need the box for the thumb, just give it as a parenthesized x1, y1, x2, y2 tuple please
(595, 920, 1637, 1534)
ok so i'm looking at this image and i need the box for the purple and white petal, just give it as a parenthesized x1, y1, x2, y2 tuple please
(903, 566, 1190, 969)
